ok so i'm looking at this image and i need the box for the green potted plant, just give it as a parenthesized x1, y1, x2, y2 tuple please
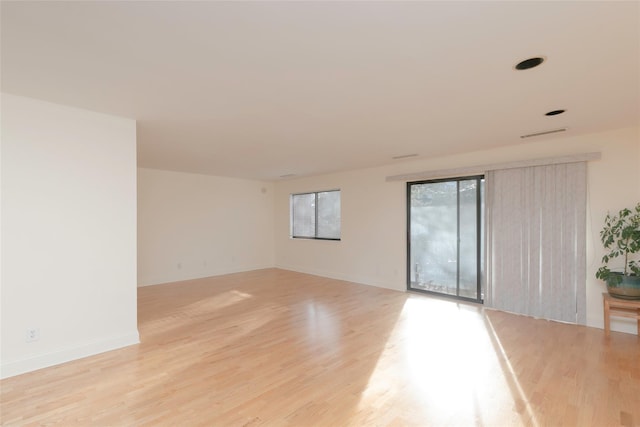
(595, 202, 640, 299)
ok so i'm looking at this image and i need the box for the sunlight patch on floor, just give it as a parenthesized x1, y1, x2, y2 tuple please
(302, 301, 341, 349)
(185, 289, 254, 315)
(141, 289, 255, 338)
(354, 296, 527, 426)
(484, 315, 540, 427)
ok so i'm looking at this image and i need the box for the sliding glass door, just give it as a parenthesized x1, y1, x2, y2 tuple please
(407, 176, 484, 302)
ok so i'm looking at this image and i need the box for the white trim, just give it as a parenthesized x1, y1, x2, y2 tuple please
(274, 264, 404, 292)
(137, 264, 275, 287)
(385, 152, 601, 182)
(0, 331, 140, 379)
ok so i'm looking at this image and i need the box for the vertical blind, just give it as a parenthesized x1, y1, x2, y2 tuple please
(485, 162, 587, 324)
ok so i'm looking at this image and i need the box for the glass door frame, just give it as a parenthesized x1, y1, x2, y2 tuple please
(406, 175, 484, 304)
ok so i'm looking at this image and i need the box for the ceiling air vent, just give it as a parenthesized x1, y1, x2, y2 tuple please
(392, 154, 418, 160)
(520, 128, 567, 139)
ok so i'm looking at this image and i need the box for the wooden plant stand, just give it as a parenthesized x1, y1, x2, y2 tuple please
(602, 292, 640, 337)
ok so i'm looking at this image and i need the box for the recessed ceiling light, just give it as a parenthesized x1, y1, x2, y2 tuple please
(545, 109, 566, 116)
(279, 174, 296, 178)
(515, 57, 545, 70)
(392, 154, 418, 160)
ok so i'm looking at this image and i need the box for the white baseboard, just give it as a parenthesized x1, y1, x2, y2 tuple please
(274, 264, 403, 292)
(138, 264, 276, 287)
(0, 331, 140, 379)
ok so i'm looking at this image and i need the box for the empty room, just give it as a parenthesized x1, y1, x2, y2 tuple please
(1, 1, 639, 426)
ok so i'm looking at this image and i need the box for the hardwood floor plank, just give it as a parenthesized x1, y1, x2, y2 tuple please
(1, 269, 639, 426)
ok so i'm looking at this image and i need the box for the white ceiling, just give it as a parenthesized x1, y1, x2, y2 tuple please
(2, 1, 639, 181)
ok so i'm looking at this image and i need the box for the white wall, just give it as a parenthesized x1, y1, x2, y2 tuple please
(137, 168, 274, 286)
(1, 94, 139, 378)
(276, 170, 406, 290)
(275, 126, 640, 334)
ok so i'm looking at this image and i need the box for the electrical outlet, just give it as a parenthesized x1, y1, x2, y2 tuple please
(26, 328, 40, 343)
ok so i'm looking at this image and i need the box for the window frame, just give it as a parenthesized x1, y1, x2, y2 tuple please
(291, 189, 341, 241)
(406, 175, 484, 304)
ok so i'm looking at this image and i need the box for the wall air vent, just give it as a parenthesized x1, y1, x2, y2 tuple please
(520, 128, 567, 139)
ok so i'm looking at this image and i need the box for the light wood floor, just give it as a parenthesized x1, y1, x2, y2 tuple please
(1, 269, 639, 426)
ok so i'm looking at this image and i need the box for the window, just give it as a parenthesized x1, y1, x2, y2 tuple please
(291, 190, 341, 240)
